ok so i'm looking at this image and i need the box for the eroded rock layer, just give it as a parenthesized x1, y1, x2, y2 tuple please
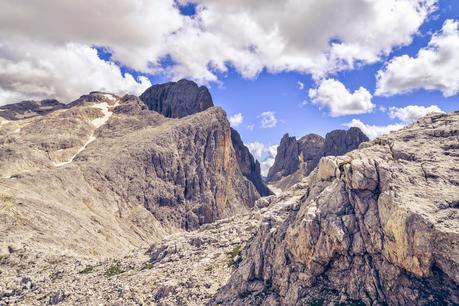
(213, 111, 459, 305)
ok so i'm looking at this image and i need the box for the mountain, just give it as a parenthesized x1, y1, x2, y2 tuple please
(140, 79, 271, 197)
(140, 79, 213, 118)
(0, 99, 64, 120)
(0, 89, 264, 258)
(267, 127, 368, 190)
(212, 111, 459, 305)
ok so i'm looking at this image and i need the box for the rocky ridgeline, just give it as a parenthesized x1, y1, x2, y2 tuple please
(0, 81, 269, 259)
(267, 127, 368, 190)
(213, 111, 459, 305)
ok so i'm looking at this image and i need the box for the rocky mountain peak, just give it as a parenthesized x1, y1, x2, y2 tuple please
(267, 127, 368, 190)
(140, 79, 214, 118)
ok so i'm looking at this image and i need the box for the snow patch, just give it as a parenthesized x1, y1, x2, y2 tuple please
(55, 100, 118, 167)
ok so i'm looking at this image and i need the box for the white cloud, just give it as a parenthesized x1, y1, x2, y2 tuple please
(388, 105, 443, 123)
(229, 113, 243, 127)
(376, 19, 459, 97)
(0, 0, 437, 101)
(345, 119, 404, 140)
(247, 142, 278, 176)
(247, 142, 266, 161)
(258, 111, 278, 128)
(246, 124, 255, 131)
(0, 43, 151, 104)
(297, 81, 304, 90)
(308, 79, 374, 117)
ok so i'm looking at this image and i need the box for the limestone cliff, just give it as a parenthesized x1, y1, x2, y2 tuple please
(213, 111, 459, 305)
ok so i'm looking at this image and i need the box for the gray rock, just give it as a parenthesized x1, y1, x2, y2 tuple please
(212, 111, 459, 306)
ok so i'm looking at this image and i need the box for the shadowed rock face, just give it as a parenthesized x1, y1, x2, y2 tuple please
(266, 134, 301, 182)
(0, 99, 64, 120)
(321, 127, 370, 157)
(267, 127, 368, 189)
(230, 128, 273, 197)
(212, 111, 459, 306)
(140, 79, 214, 118)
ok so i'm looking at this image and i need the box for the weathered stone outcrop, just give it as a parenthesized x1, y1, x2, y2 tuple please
(213, 111, 459, 305)
(267, 127, 368, 190)
(231, 128, 273, 197)
(140, 79, 214, 118)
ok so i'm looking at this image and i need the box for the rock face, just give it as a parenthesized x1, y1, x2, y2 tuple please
(267, 127, 368, 190)
(321, 126, 370, 157)
(213, 111, 459, 305)
(140, 79, 214, 118)
(231, 128, 273, 197)
(140, 79, 271, 197)
(0, 92, 260, 258)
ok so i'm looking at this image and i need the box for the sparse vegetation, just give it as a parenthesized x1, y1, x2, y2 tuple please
(226, 245, 243, 267)
(140, 262, 154, 271)
(79, 266, 94, 274)
(105, 263, 124, 277)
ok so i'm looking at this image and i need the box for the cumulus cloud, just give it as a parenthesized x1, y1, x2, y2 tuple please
(308, 79, 374, 117)
(297, 81, 304, 90)
(376, 19, 459, 97)
(0, 43, 151, 105)
(388, 105, 443, 123)
(344, 119, 404, 139)
(229, 113, 243, 127)
(258, 111, 278, 128)
(0, 0, 437, 102)
(247, 142, 278, 176)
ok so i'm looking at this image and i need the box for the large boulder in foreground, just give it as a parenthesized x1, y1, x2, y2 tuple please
(212, 111, 459, 305)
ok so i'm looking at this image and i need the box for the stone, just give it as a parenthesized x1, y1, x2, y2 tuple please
(212, 111, 459, 306)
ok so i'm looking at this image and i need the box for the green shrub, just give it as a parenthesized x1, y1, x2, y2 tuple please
(105, 263, 124, 277)
(226, 245, 243, 267)
(140, 262, 154, 271)
(79, 266, 94, 274)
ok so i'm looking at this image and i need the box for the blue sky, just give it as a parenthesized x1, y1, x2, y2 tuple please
(93, 0, 458, 150)
(0, 0, 458, 171)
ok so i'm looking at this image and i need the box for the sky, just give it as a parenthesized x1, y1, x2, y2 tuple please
(0, 0, 458, 174)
